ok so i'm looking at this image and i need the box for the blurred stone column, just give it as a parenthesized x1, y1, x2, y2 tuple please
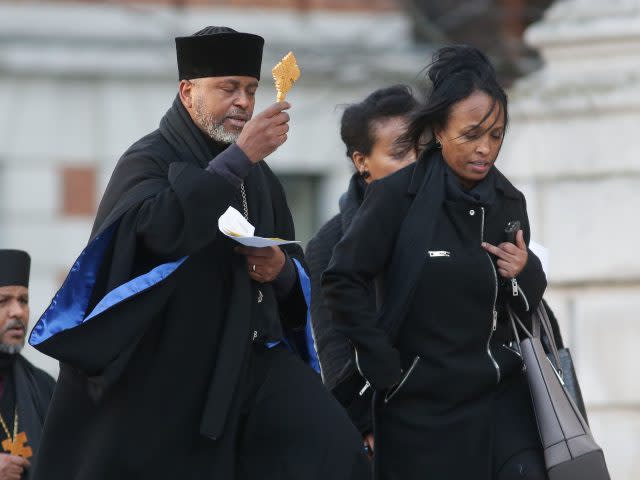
(499, 0, 527, 63)
(500, 1, 640, 478)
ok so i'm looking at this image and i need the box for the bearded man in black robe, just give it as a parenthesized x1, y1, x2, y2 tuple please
(0, 250, 55, 480)
(28, 26, 370, 480)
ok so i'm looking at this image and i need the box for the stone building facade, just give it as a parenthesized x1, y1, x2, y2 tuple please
(500, 1, 640, 477)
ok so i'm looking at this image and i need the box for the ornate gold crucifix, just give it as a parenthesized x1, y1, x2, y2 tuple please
(272, 52, 301, 102)
(0, 408, 33, 459)
(2, 431, 32, 459)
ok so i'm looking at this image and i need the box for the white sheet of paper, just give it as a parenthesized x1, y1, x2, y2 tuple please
(529, 239, 550, 276)
(218, 206, 300, 247)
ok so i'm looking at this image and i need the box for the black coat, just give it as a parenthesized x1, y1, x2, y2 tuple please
(322, 150, 547, 478)
(29, 98, 307, 479)
(306, 174, 373, 434)
(0, 356, 55, 480)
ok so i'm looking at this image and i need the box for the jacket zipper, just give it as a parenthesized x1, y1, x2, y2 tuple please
(481, 207, 501, 384)
(353, 346, 372, 397)
(359, 380, 371, 396)
(384, 355, 420, 403)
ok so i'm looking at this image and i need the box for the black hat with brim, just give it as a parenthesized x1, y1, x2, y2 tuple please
(176, 27, 264, 81)
(0, 250, 30, 288)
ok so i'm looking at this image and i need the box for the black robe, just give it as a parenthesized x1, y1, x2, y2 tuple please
(0, 355, 55, 480)
(28, 97, 309, 479)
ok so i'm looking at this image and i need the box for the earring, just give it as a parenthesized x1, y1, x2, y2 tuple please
(435, 138, 442, 148)
(361, 170, 371, 179)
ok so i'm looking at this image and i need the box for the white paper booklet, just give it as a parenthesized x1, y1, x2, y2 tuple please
(218, 206, 300, 248)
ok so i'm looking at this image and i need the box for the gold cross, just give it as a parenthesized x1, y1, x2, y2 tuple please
(272, 52, 301, 102)
(2, 432, 33, 458)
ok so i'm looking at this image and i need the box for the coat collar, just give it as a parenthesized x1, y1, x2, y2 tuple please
(493, 167, 521, 200)
(407, 148, 433, 195)
(339, 173, 366, 233)
(407, 148, 520, 200)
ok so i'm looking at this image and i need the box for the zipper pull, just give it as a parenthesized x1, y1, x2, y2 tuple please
(492, 310, 498, 331)
(359, 380, 371, 396)
(252, 330, 258, 342)
(511, 278, 519, 296)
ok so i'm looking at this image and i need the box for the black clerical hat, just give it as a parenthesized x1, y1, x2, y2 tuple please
(0, 250, 30, 288)
(176, 26, 264, 81)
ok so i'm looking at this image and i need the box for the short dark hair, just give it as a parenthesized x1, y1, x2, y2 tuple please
(340, 85, 418, 159)
(402, 45, 508, 152)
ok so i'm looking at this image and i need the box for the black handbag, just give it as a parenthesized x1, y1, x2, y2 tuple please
(547, 346, 589, 424)
(508, 303, 610, 480)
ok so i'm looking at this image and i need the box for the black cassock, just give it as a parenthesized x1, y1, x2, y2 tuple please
(0, 355, 55, 480)
(28, 98, 367, 479)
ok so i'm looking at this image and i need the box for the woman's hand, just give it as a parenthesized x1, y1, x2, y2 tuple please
(363, 433, 375, 459)
(481, 230, 528, 279)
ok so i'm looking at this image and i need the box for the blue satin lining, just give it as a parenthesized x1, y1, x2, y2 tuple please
(29, 226, 319, 375)
(84, 257, 186, 323)
(293, 259, 320, 373)
(29, 221, 186, 347)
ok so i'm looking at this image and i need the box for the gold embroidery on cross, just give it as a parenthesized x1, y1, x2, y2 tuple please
(2, 432, 33, 458)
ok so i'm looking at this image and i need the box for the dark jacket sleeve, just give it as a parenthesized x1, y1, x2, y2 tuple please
(306, 216, 344, 381)
(507, 192, 547, 315)
(511, 249, 546, 314)
(276, 263, 307, 331)
(135, 156, 241, 260)
(331, 371, 374, 435)
(307, 216, 374, 435)
(322, 179, 408, 391)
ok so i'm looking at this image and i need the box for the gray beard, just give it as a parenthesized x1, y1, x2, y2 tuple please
(0, 318, 26, 354)
(204, 122, 240, 145)
(194, 99, 241, 145)
(0, 343, 22, 355)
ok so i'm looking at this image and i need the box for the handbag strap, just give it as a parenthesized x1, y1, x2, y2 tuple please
(537, 303, 563, 377)
(538, 303, 558, 352)
(508, 303, 564, 379)
(507, 304, 532, 339)
(509, 308, 521, 346)
(531, 306, 540, 338)
(507, 304, 529, 357)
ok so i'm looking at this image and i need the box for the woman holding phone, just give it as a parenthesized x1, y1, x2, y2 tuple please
(322, 46, 548, 480)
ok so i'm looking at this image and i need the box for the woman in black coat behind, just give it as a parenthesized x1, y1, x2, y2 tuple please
(306, 85, 418, 453)
(322, 46, 548, 479)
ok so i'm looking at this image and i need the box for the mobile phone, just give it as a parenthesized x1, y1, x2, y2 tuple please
(504, 220, 521, 244)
